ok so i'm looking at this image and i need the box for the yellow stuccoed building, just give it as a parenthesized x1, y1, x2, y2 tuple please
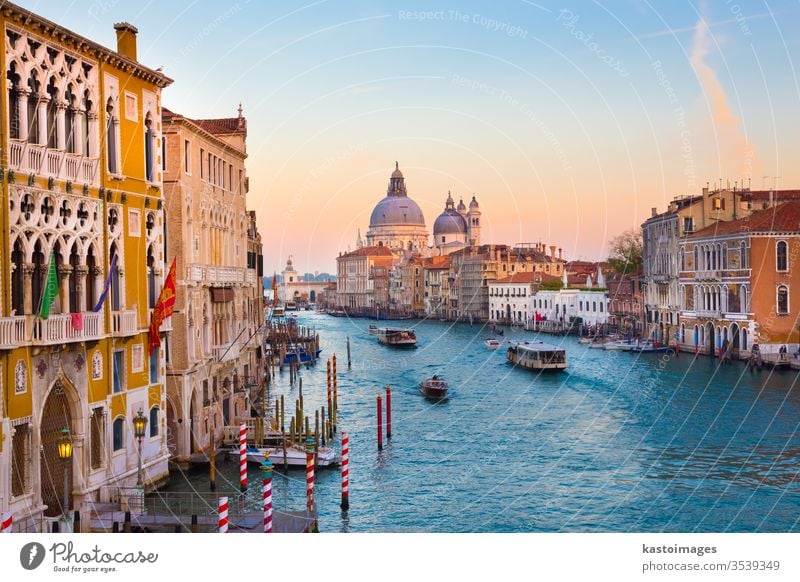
(0, 3, 172, 531)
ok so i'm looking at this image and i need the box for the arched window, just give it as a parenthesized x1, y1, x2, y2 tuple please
(27, 70, 40, 144)
(106, 98, 118, 174)
(144, 113, 154, 182)
(46, 77, 58, 148)
(149, 407, 159, 437)
(721, 243, 728, 269)
(741, 285, 749, 313)
(776, 241, 788, 272)
(69, 244, 80, 313)
(86, 246, 97, 310)
(777, 285, 789, 315)
(11, 239, 24, 314)
(82, 90, 92, 156)
(113, 417, 125, 451)
(65, 84, 75, 153)
(32, 240, 46, 312)
(110, 243, 121, 311)
(740, 241, 748, 269)
(7, 61, 21, 140)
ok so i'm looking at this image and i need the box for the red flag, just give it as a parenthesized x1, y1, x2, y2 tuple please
(149, 258, 177, 355)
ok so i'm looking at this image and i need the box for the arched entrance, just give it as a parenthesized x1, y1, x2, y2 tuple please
(310, 290, 316, 303)
(189, 388, 199, 453)
(166, 397, 178, 457)
(731, 323, 740, 359)
(40, 381, 74, 518)
(706, 322, 715, 356)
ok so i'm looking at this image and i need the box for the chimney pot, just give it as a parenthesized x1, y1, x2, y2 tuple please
(550, 245, 556, 258)
(651, 207, 657, 217)
(113, 22, 138, 61)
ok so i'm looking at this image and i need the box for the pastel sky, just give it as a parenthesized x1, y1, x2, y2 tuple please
(20, 0, 800, 272)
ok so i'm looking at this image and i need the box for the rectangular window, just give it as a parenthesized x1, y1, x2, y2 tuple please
(113, 350, 125, 393)
(90, 408, 105, 470)
(161, 136, 167, 171)
(200, 148, 205, 178)
(203, 379, 209, 404)
(149, 407, 159, 437)
(150, 347, 159, 384)
(209, 153, 213, 183)
(113, 418, 124, 451)
(238, 169, 243, 193)
(229, 166, 233, 191)
(107, 117, 117, 174)
(184, 139, 191, 173)
(683, 217, 693, 233)
(11, 423, 30, 496)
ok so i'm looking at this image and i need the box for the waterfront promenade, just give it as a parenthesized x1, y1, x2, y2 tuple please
(160, 311, 800, 532)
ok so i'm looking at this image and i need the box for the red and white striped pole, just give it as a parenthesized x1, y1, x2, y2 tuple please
(239, 423, 247, 491)
(305, 437, 315, 527)
(340, 431, 349, 510)
(218, 497, 229, 533)
(261, 457, 273, 533)
(1, 512, 12, 533)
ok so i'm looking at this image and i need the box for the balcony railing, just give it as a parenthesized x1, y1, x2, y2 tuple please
(186, 264, 246, 284)
(0, 316, 28, 348)
(111, 309, 139, 337)
(9, 140, 99, 186)
(213, 342, 239, 362)
(32, 312, 103, 344)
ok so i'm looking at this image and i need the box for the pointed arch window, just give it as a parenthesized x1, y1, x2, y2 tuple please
(65, 85, 76, 153)
(69, 244, 80, 313)
(7, 61, 21, 140)
(777, 285, 789, 315)
(26, 70, 40, 144)
(12, 239, 24, 314)
(147, 244, 156, 309)
(106, 99, 118, 174)
(46, 77, 58, 148)
(110, 243, 121, 311)
(144, 112, 154, 182)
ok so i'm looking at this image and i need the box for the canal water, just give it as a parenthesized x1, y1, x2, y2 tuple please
(163, 312, 800, 532)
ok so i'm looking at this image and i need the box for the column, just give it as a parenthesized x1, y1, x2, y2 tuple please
(75, 266, 89, 313)
(37, 97, 48, 146)
(22, 263, 35, 315)
(91, 266, 104, 310)
(18, 90, 29, 142)
(57, 265, 72, 313)
(86, 112, 98, 158)
(56, 103, 66, 150)
(74, 111, 85, 156)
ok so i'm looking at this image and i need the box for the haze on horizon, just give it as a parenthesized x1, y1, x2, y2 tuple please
(24, 0, 800, 272)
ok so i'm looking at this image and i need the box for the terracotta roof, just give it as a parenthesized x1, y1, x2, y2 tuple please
(338, 246, 395, 259)
(192, 117, 245, 135)
(746, 189, 800, 201)
(492, 272, 558, 284)
(424, 256, 451, 270)
(690, 199, 800, 238)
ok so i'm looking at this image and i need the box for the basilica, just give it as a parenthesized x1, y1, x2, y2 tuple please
(359, 163, 481, 256)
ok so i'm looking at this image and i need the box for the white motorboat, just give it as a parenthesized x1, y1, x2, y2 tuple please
(604, 339, 635, 351)
(484, 338, 502, 350)
(507, 341, 567, 371)
(368, 324, 380, 335)
(229, 444, 339, 467)
(630, 340, 671, 353)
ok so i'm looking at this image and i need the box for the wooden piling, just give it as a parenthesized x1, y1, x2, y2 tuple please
(314, 412, 320, 467)
(320, 406, 326, 447)
(377, 393, 383, 450)
(290, 417, 295, 447)
(124, 511, 131, 533)
(280, 394, 285, 433)
(282, 429, 288, 471)
(191, 514, 198, 533)
(386, 385, 392, 439)
(347, 336, 351, 368)
(305, 416, 310, 440)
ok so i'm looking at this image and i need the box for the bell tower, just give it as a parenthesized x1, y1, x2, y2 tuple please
(467, 195, 481, 246)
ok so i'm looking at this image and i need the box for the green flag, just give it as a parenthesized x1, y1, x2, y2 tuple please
(38, 255, 59, 320)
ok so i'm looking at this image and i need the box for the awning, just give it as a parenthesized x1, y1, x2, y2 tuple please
(211, 287, 234, 302)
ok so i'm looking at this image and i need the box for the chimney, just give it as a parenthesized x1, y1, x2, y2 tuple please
(558, 248, 563, 260)
(114, 22, 138, 61)
(651, 207, 657, 217)
(702, 186, 709, 197)
(549, 245, 556, 258)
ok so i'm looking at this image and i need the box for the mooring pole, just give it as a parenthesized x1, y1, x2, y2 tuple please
(377, 393, 383, 451)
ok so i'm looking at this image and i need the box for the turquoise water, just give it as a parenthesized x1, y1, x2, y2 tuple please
(165, 312, 800, 532)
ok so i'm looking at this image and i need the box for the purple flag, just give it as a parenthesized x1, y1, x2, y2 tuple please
(93, 254, 118, 312)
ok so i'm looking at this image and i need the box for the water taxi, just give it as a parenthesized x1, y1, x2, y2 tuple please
(285, 300, 298, 311)
(630, 340, 671, 353)
(604, 339, 635, 351)
(420, 376, 449, 399)
(368, 324, 380, 335)
(376, 327, 417, 347)
(484, 338, 502, 350)
(507, 341, 567, 371)
(270, 305, 285, 318)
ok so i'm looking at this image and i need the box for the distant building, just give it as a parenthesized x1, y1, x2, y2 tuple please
(432, 192, 481, 255)
(278, 256, 332, 306)
(489, 272, 558, 324)
(365, 163, 429, 252)
(423, 255, 451, 318)
(335, 246, 394, 314)
(529, 265, 609, 332)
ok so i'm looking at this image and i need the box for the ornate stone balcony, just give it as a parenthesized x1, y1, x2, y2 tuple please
(111, 309, 139, 337)
(0, 316, 27, 349)
(9, 141, 99, 186)
(213, 342, 239, 362)
(31, 312, 103, 344)
(186, 264, 246, 285)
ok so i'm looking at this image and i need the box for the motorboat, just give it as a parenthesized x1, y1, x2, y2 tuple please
(507, 341, 567, 371)
(420, 376, 449, 399)
(228, 444, 339, 467)
(604, 339, 636, 351)
(376, 327, 417, 347)
(484, 338, 502, 350)
(368, 324, 380, 335)
(630, 340, 671, 353)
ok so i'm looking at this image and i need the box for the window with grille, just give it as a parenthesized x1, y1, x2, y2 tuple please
(11, 423, 31, 496)
(90, 408, 105, 469)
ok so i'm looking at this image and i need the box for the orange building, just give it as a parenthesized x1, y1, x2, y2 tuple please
(678, 200, 800, 360)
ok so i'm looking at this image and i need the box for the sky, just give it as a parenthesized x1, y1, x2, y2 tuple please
(19, 0, 800, 272)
